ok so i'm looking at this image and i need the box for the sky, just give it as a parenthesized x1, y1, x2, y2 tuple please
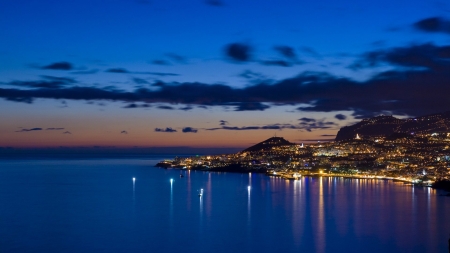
(1, 0, 450, 151)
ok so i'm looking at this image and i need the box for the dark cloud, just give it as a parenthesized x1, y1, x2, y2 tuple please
(300, 46, 320, 57)
(334, 114, 347, 120)
(106, 68, 179, 76)
(179, 106, 193, 111)
(274, 46, 297, 60)
(299, 117, 316, 123)
(132, 78, 150, 84)
(155, 127, 177, 133)
(182, 127, 198, 133)
(16, 128, 42, 132)
(260, 60, 292, 67)
(219, 120, 228, 125)
(151, 60, 171, 65)
(352, 43, 450, 71)
(225, 43, 252, 62)
(206, 126, 261, 131)
(121, 130, 128, 134)
(298, 119, 336, 132)
(259, 45, 302, 67)
(206, 122, 332, 132)
(4, 45, 450, 117)
(205, 0, 224, 6)
(41, 62, 73, 70)
(414, 17, 450, 34)
(63, 131, 72, 134)
(71, 69, 99, 75)
(157, 105, 174, 110)
(123, 103, 150, 109)
(106, 68, 128, 73)
(165, 53, 186, 64)
(4, 76, 76, 89)
(238, 70, 265, 80)
(233, 102, 270, 111)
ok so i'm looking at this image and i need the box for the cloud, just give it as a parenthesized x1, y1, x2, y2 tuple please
(219, 120, 228, 125)
(239, 70, 266, 80)
(260, 60, 292, 67)
(123, 103, 151, 109)
(206, 122, 333, 132)
(165, 53, 186, 64)
(41, 62, 73, 70)
(414, 17, 450, 34)
(105, 68, 128, 73)
(334, 114, 347, 120)
(16, 128, 42, 132)
(233, 102, 270, 111)
(105, 68, 179, 76)
(205, 0, 224, 6)
(274, 46, 297, 60)
(297, 119, 337, 132)
(259, 45, 302, 67)
(352, 43, 450, 71)
(225, 43, 252, 62)
(182, 127, 198, 133)
(155, 127, 177, 133)
(16, 127, 66, 132)
(299, 117, 316, 123)
(300, 46, 320, 57)
(63, 131, 72, 134)
(132, 78, 150, 84)
(151, 60, 171, 65)
(157, 105, 174, 110)
(4, 45, 450, 118)
(121, 130, 128, 134)
(3, 76, 76, 89)
(179, 106, 193, 111)
(71, 69, 99, 75)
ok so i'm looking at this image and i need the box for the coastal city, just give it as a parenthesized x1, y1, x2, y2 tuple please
(158, 114, 450, 189)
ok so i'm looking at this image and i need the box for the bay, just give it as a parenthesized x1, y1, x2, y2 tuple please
(0, 158, 449, 253)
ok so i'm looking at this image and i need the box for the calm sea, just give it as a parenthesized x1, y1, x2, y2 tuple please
(0, 158, 449, 253)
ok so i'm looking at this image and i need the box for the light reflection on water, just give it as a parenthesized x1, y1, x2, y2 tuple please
(0, 159, 449, 253)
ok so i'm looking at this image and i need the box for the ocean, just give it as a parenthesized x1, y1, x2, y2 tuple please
(0, 157, 449, 253)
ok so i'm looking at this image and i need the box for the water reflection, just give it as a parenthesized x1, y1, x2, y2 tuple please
(316, 177, 325, 253)
(132, 177, 136, 202)
(170, 178, 173, 229)
(292, 179, 303, 247)
(206, 173, 212, 218)
(199, 189, 203, 218)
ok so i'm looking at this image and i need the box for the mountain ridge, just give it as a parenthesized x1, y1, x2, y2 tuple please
(335, 111, 450, 141)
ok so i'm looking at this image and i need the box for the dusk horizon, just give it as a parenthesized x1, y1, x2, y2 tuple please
(2, 0, 450, 149)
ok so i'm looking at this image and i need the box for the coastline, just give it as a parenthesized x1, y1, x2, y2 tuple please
(155, 163, 450, 192)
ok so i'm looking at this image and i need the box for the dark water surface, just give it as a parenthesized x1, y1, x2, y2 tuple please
(0, 159, 449, 253)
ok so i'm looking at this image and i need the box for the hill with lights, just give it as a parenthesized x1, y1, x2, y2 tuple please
(335, 111, 450, 141)
(242, 137, 295, 152)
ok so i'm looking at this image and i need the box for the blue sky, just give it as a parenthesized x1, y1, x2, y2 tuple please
(1, 0, 450, 149)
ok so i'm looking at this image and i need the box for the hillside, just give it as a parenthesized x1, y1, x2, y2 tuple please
(242, 137, 295, 152)
(335, 111, 450, 141)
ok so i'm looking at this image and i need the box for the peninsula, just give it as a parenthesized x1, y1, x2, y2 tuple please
(157, 111, 450, 189)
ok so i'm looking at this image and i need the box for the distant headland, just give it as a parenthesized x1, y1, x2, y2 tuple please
(157, 111, 450, 192)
